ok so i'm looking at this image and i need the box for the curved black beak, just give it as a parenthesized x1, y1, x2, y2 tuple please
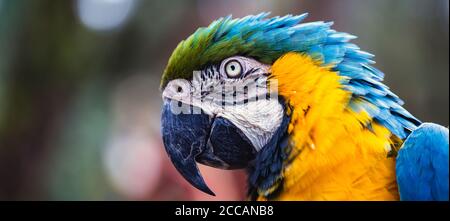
(161, 99, 215, 196)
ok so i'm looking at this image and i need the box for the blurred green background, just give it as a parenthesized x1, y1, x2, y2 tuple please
(0, 0, 448, 200)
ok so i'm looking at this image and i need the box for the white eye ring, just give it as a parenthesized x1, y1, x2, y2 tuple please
(224, 60, 242, 78)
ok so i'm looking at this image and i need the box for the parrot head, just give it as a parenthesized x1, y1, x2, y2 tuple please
(160, 13, 298, 195)
(159, 12, 419, 196)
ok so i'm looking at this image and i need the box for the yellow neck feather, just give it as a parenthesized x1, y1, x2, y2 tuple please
(265, 52, 399, 200)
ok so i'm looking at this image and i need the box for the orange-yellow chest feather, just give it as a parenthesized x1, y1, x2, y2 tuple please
(263, 53, 399, 200)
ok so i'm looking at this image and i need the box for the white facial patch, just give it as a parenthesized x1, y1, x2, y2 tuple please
(162, 56, 284, 152)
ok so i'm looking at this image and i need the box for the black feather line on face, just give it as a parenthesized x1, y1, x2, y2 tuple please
(201, 65, 220, 80)
(241, 67, 260, 79)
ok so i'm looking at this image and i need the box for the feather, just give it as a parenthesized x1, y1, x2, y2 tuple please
(396, 123, 449, 200)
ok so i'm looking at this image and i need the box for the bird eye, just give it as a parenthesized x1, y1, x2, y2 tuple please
(224, 60, 242, 78)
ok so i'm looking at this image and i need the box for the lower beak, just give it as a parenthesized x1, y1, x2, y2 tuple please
(161, 99, 215, 196)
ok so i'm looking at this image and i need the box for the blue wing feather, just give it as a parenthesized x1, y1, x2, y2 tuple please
(396, 123, 449, 201)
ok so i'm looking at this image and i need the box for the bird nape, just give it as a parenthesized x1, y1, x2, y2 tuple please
(159, 13, 449, 201)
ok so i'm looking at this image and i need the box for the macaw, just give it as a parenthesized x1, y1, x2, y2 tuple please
(160, 13, 449, 201)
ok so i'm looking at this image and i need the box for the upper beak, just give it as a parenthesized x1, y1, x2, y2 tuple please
(161, 99, 215, 196)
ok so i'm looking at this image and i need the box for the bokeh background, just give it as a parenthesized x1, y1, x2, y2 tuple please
(0, 0, 448, 200)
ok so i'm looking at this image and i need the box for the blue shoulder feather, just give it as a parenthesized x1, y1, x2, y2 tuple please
(396, 123, 449, 201)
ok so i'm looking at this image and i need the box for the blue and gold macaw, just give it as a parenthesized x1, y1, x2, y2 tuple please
(160, 13, 449, 201)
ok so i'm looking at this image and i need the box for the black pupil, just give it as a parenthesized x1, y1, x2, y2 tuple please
(231, 65, 235, 71)
(177, 87, 182, 92)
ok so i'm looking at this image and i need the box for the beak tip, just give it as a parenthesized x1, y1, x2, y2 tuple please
(201, 187, 216, 196)
(188, 175, 216, 196)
